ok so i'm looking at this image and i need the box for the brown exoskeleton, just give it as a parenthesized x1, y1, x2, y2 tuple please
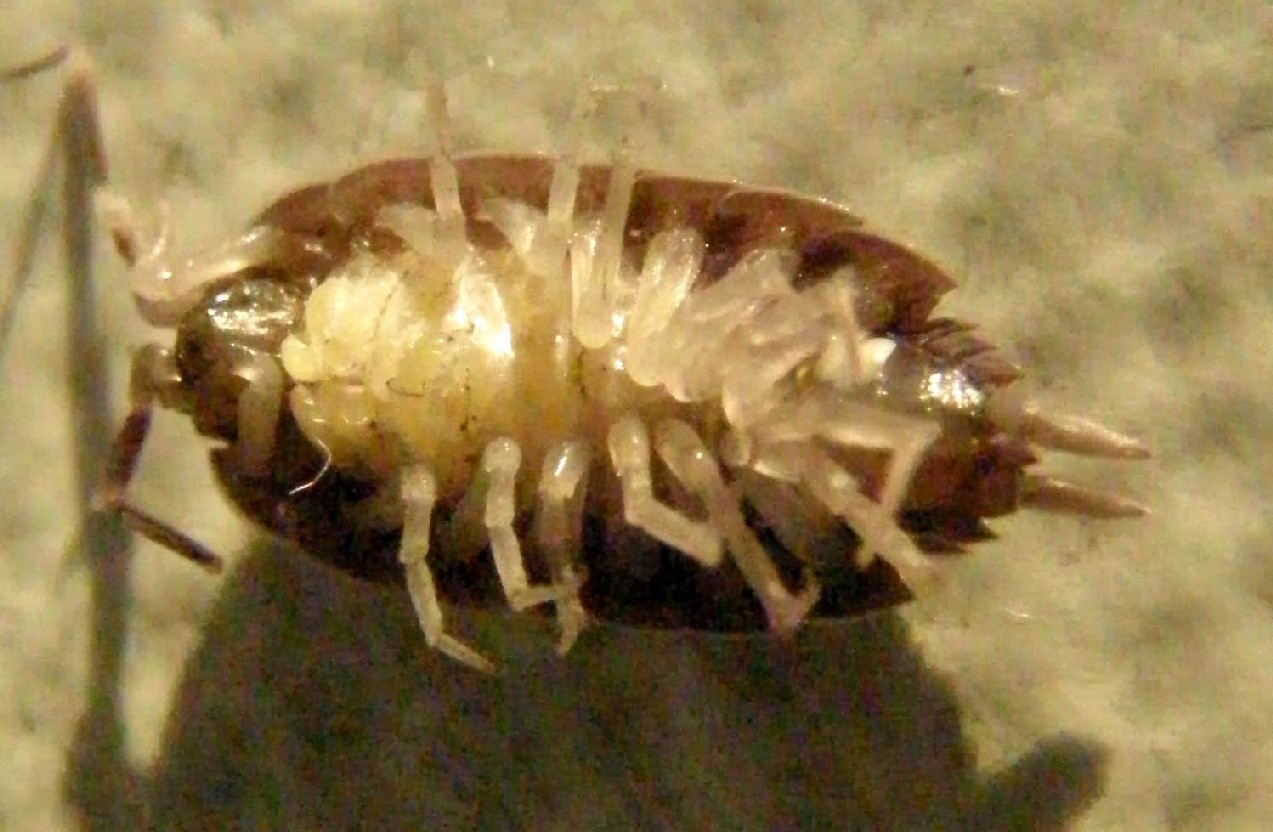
(4, 47, 1148, 673)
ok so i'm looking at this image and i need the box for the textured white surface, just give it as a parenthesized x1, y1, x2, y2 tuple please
(2, 2, 1271, 830)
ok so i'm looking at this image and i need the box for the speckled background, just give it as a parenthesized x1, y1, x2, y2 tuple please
(2, 2, 1270, 830)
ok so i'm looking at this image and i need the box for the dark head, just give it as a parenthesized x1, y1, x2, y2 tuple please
(140, 275, 308, 442)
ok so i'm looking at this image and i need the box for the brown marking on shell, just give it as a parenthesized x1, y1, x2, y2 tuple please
(255, 155, 960, 340)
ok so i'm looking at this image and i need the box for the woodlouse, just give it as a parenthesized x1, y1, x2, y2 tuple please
(5, 49, 1149, 673)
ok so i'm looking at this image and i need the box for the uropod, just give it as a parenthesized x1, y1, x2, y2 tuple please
(5, 49, 1149, 673)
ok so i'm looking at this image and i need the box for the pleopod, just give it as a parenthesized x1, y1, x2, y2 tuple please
(6, 49, 1149, 672)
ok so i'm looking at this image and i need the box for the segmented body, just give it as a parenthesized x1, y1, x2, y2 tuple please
(80, 110, 1147, 672)
(175, 154, 1101, 638)
(1, 50, 1150, 672)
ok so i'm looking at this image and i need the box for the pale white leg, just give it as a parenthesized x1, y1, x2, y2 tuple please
(483, 81, 656, 340)
(485, 82, 633, 278)
(519, 88, 590, 277)
(95, 191, 284, 327)
(807, 396, 941, 517)
(229, 352, 284, 477)
(758, 392, 941, 566)
(481, 438, 577, 612)
(369, 78, 470, 268)
(624, 228, 707, 388)
(807, 272, 865, 392)
(399, 465, 495, 673)
(533, 441, 592, 654)
(522, 79, 661, 279)
(872, 409, 943, 520)
(653, 419, 819, 634)
(782, 443, 938, 592)
(569, 81, 658, 349)
(471, 90, 587, 350)
(607, 415, 723, 568)
(422, 78, 467, 261)
(0, 46, 283, 335)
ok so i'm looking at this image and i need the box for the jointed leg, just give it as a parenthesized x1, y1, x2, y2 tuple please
(607, 415, 722, 568)
(94, 347, 222, 572)
(422, 78, 467, 262)
(526, 90, 590, 276)
(479, 80, 658, 344)
(868, 408, 942, 522)
(533, 441, 592, 654)
(95, 193, 285, 326)
(477, 87, 601, 280)
(778, 442, 938, 592)
(2, 46, 283, 332)
(733, 468, 852, 567)
(480, 438, 579, 612)
(519, 80, 658, 277)
(416, 438, 585, 665)
(230, 352, 285, 476)
(399, 464, 494, 673)
(653, 419, 820, 634)
(569, 81, 658, 349)
(93, 344, 286, 571)
(758, 392, 941, 566)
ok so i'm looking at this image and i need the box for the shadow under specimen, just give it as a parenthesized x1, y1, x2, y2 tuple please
(119, 538, 1110, 831)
